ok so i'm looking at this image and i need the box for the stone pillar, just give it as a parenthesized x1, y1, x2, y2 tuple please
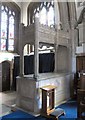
(54, 44, 58, 72)
(68, 2, 77, 73)
(67, 45, 72, 72)
(54, 1, 60, 29)
(70, 28, 77, 73)
(54, 30, 59, 72)
(58, 2, 70, 31)
(68, 2, 77, 55)
(20, 51, 24, 77)
(34, 18, 39, 79)
(19, 24, 24, 77)
(77, 24, 82, 45)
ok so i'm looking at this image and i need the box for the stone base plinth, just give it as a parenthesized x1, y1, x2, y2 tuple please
(16, 73, 74, 114)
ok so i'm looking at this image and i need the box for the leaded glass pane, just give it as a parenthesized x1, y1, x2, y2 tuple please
(34, 9, 36, 14)
(1, 39, 6, 50)
(40, 3, 43, 9)
(47, 6, 54, 26)
(33, 2, 54, 27)
(51, 1, 54, 5)
(1, 11, 7, 50)
(32, 15, 35, 23)
(44, 2, 46, 6)
(9, 11, 11, 15)
(13, 11, 15, 16)
(5, 6, 8, 12)
(35, 12, 39, 18)
(8, 15, 14, 51)
(1, 6, 4, 10)
(37, 7, 39, 11)
(0, 4, 18, 51)
(40, 6, 46, 25)
(47, 3, 50, 8)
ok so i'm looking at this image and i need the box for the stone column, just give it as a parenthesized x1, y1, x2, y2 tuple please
(54, 44, 58, 72)
(58, 2, 70, 31)
(54, 30, 59, 72)
(19, 24, 24, 77)
(70, 28, 77, 73)
(68, 2, 77, 56)
(20, 51, 24, 77)
(68, 2, 77, 73)
(54, 1, 60, 29)
(67, 45, 72, 72)
(34, 18, 39, 79)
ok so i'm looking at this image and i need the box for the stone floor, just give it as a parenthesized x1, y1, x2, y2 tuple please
(0, 91, 16, 117)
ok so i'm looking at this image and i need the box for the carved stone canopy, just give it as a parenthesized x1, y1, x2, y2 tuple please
(74, 8, 85, 28)
(77, 8, 85, 24)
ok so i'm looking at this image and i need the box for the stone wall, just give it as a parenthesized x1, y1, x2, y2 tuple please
(16, 73, 74, 114)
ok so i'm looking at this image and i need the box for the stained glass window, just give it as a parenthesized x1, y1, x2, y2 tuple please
(0, 5, 16, 51)
(35, 12, 39, 18)
(34, 8, 39, 20)
(33, 1, 54, 27)
(8, 15, 14, 51)
(47, 6, 54, 26)
(1, 11, 7, 50)
(40, 6, 46, 25)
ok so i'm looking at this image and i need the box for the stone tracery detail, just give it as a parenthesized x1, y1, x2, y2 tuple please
(31, 1, 55, 27)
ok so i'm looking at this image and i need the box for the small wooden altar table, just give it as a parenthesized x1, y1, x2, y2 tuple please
(41, 85, 56, 115)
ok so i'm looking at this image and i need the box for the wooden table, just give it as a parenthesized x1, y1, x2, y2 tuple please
(41, 85, 56, 115)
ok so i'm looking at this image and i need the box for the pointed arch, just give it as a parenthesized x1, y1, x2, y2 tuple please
(0, 2, 20, 52)
(27, 1, 55, 27)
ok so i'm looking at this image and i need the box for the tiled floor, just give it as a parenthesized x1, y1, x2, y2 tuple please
(0, 91, 16, 117)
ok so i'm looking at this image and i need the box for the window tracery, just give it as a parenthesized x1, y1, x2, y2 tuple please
(31, 1, 55, 27)
(27, 1, 55, 54)
(0, 3, 20, 52)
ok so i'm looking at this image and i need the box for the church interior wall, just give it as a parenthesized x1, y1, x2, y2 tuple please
(0, 1, 78, 85)
(1, 0, 83, 114)
(15, 1, 77, 113)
